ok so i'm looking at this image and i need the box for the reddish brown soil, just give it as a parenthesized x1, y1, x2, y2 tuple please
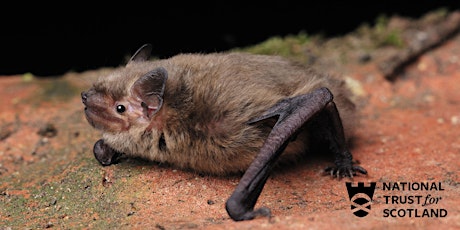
(1, 15, 459, 230)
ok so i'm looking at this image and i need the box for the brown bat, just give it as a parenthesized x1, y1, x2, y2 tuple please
(81, 44, 367, 221)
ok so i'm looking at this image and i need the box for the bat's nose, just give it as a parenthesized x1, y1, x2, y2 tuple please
(81, 92, 87, 104)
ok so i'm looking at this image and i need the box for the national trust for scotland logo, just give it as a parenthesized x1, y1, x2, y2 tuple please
(345, 181, 448, 218)
(346, 182, 377, 217)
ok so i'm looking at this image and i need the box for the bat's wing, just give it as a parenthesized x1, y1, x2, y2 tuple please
(225, 87, 366, 221)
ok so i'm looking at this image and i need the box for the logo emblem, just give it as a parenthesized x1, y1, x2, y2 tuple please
(346, 182, 376, 217)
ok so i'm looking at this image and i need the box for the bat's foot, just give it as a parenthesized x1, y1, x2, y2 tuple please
(324, 154, 367, 178)
(324, 150, 367, 179)
(93, 139, 122, 166)
(324, 164, 367, 179)
(226, 199, 271, 221)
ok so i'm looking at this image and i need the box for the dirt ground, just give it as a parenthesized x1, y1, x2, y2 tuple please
(1, 10, 459, 229)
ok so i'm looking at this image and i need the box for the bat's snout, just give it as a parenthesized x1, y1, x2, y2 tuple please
(81, 92, 88, 105)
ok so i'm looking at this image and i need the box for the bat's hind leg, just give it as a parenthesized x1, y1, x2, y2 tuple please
(225, 87, 367, 221)
(312, 101, 367, 178)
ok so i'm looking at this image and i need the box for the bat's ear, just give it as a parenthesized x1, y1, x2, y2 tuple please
(131, 67, 168, 119)
(127, 43, 152, 65)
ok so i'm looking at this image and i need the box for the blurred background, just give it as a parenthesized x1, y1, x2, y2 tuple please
(1, 1, 459, 76)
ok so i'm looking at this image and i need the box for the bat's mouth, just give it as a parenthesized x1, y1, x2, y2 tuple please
(81, 91, 101, 128)
(83, 108, 97, 128)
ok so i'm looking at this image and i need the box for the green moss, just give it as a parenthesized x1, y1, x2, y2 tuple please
(373, 14, 404, 48)
(39, 77, 81, 102)
(232, 31, 313, 57)
(0, 152, 147, 228)
(353, 14, 405, 50)
(381, 30, 404, 47)
(22, 72, 35, 82)
(374, 14, 389, 34)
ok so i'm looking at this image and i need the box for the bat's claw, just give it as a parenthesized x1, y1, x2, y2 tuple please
(324, 164, 367, 179)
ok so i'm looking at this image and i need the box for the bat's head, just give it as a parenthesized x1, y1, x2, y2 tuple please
(81, 44, 168, 133)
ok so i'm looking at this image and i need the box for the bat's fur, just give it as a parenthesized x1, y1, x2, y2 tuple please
(83, 51, 356, 175)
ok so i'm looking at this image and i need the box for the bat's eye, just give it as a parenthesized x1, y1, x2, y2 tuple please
(116, 105, 126, 114)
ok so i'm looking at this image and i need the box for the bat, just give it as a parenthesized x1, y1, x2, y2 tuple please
(81, 44, 367, 221)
